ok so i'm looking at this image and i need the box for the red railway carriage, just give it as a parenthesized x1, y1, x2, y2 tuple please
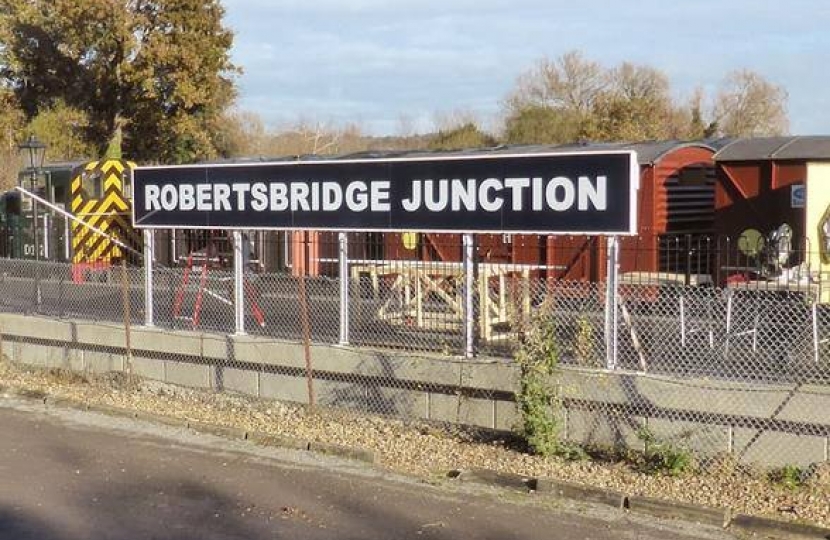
(713, 136, 830, 286)
(547, 141, 717, 281)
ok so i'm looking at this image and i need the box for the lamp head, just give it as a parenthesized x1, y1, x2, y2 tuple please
(18, 134, 47, 171)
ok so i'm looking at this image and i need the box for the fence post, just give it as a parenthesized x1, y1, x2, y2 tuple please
(338, 232, 350, 345)
(233, 230, 246, 335)
(463, 233, 475, 358)
(121, 259, 133, 374)
(42, 214, 49, 259)
(299, 233, 315, 408)
(605, 236, 619, 370)
(32, 198, 42, 312)
(143, 229, 155, 327)
(32, 198, 39, 261)
(63, 215, 70, 261)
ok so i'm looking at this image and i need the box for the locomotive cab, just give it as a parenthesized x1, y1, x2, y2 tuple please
(0, 163, 75, 261)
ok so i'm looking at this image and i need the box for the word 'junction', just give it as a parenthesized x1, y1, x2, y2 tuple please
(143, 176, 608, 214)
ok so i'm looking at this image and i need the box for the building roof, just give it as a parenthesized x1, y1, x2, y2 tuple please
(169, 140, 718, 168)
(714, 136, 830, 162)
(576, 140, 717, 165)
(333, 140, 716, 166)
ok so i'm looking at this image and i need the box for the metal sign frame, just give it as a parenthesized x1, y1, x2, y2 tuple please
(132, 150, 639, 235)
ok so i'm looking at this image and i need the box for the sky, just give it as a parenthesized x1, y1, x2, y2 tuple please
(221, 0, 830, 136)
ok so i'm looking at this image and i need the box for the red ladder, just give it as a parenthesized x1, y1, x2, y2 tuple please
(172, 253, 210, 328)
(172, 252, 266, 329)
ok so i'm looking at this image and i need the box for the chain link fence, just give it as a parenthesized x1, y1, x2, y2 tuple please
(0, 226, 828, 467)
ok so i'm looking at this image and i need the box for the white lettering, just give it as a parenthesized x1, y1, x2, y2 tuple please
(504, 177, 529, 211)
(479, 178, 503, 212)
(424, 180, 448, 212)
(160, 185, 177, 211)
(251, 182, 268, 211)
(532, 177, 543, 211)
(311, 182, 320, 211)
(214, 184, 231, 211)
(145, 185, 161, 211)
(290, 183, 310, 211)
(450, 179, 476, 211)
(402, 181, 421, 212)
(371, 181, 391, 211)
(546, 177, 575, 211)
(345, 182, 369, 211)
(231, 183, 250, 211)
(270, 183, 288, 211)
(196, 184, 211, 211)
(322, 182, 342, 211)
(179, 184, 195, 211)
(140, 172, 611, 222)
(578, 175, 606, 211)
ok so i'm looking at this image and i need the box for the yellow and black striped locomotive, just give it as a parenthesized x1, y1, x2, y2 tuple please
(0, 159, 140, 275)
(69, 159, 137, 266)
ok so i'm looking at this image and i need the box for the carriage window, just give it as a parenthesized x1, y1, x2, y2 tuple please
(82, 170, 103, 199)
(53, 185, 66, 206)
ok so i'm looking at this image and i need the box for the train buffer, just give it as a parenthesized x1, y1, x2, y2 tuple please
(172, 250, 265, 329)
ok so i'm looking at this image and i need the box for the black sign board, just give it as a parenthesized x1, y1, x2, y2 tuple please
(132, 151, 639, 234)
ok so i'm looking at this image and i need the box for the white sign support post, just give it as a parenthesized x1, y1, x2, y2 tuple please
(338, 232, 350, 346)
(604, 236, 620, 370)
(42, 215, 49, 258)
(233, 230, 246, 336)
(463, 233, 476, 358)
(143, 229, 155, 327)
(63, 215, 70, 260)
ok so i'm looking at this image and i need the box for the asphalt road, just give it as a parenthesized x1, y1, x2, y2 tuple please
(0, 398, 734, 540)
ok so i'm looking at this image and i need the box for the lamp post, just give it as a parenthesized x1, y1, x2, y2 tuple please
(18, 135, 47, 312)
(18, 135, 47, 260)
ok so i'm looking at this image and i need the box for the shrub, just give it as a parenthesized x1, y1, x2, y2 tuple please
(515, 303, 584, 459)
(635, 426, 695, 476)
(769, 464, 805, 490)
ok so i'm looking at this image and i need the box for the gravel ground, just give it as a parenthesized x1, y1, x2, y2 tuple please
(0, 359, 827, 528)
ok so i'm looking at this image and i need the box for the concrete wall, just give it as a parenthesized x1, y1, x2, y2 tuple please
(0, 313, 517, 431)
(554, 368, 830, 467)
(0, 312, 827, 468)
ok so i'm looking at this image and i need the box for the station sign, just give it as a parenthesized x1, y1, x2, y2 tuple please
(132, 151, 639, 235)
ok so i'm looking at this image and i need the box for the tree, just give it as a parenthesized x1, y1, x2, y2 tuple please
(266, 119, 368, 157)
(0, 0, 238, 163)
(428, 122, 496, 151)
(503, 54, 683, 144)
(503, 105, 581, 145)
(584, 63, 676, 141)
(213, 109, 268, 158)
(27, 100, 95, 161)
(501, 52, 792, 145)
(711, 69, 788, 137)
(0, 89, 24, 191)
(505, 51, 608, 116)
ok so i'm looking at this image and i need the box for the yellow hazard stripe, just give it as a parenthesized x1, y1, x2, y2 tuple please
(104, 175, 121, 192)
(102, 160, 125, 175)
(69, 159, 136, 264)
